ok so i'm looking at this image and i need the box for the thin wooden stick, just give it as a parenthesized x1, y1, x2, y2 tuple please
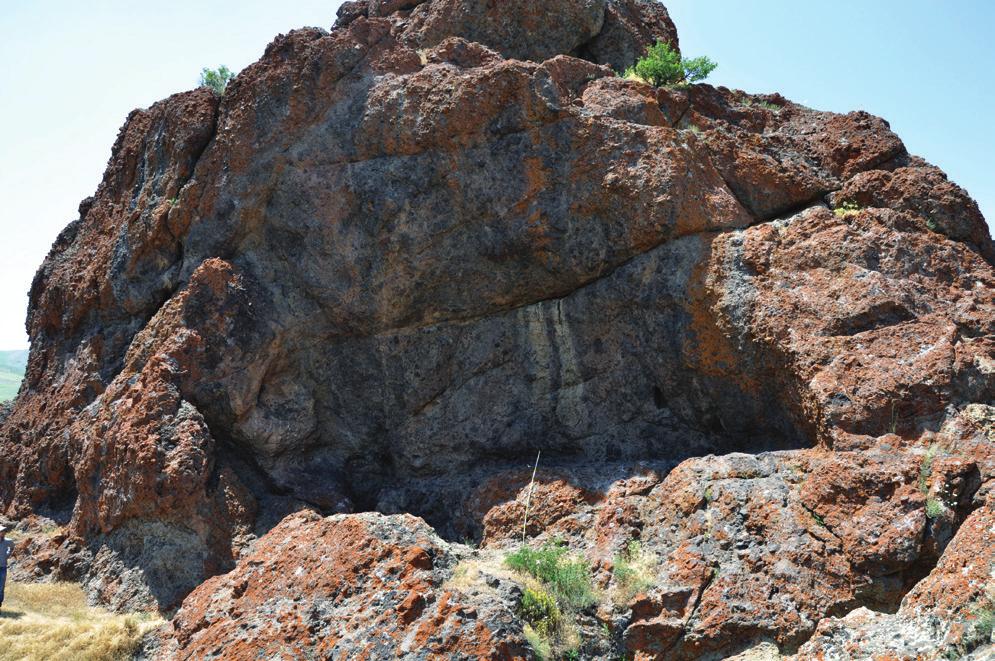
(522, 450, 541, 545)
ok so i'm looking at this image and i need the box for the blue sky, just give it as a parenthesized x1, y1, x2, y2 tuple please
(0, 1, 991, 349)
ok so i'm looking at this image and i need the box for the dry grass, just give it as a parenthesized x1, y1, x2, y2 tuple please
(0, 582, 162, 661)
(611, 541, 658, 604)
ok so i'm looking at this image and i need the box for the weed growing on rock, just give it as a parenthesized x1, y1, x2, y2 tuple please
(739, 96, 782, 112)
(505, 543, 596, 611)
(833, 200, 862, 218)
(506, 542, 594, 658)
(519, 586, 561, 637)
(918, 443, 942, 494)
(624, 41, 716, 87)
(612, 540, 657, 604)
(199, 65, 234, 94)
(523, 624, 553, 661)
(925, 498, 946, 519)
(944, 599, 995, 658)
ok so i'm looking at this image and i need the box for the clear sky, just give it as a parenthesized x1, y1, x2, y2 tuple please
(0, 1, 991, 350)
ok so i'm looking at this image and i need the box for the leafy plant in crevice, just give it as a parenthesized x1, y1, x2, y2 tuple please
(624, 41, 717, 87)
(522, 623, 553, 661)
(925, 498, 946, 519)
(833, 200, 863, 219)
(199, 65, 235, 95)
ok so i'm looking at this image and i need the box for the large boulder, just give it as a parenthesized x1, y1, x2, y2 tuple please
(1, 0, 993, 657)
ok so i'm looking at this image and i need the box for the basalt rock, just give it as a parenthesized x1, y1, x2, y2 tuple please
(1, 0, 993, 658)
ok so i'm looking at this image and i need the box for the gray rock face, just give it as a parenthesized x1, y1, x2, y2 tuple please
(402, 0, 608, 61)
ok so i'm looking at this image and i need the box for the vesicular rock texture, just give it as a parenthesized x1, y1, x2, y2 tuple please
(2, 0, 993, 658)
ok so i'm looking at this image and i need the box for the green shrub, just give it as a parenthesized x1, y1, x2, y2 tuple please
(505, 543, 596, 611)
(199, 65, 235, 94)
(624, 41, 716, 87)
(519, 587, 561, 637)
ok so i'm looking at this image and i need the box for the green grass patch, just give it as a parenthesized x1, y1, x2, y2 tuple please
(505, 543, 596, 611)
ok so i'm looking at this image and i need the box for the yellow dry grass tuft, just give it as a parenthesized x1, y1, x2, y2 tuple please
(0, 582, 162, 661)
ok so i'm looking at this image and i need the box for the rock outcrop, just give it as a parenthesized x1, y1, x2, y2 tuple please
(2, 0, 992, 658)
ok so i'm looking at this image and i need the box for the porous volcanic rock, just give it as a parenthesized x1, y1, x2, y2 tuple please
(155, 511, 529, 660)
(1, 0, 993, 658)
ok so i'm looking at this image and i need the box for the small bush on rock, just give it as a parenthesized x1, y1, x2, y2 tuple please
(519, 587, 561, 637)
(199, 65, 235, 94)
(925, 498, 946, 519)
(505, 543, 595, 610)
(625, 41, 716, 87)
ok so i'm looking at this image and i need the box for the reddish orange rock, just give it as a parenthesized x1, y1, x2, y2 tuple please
(159, 511, 529, 660)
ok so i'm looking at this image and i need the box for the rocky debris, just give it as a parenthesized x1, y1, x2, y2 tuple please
(0, 0, 993, 657)
(156, 511, 529, 660)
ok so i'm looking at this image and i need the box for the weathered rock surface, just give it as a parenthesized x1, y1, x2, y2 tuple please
(156, 511, 529, 660)
(1, 0, 992, 658)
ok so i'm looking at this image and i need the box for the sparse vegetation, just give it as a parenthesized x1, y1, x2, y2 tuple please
(0, 582, 161, 661)
(519, 586, 561, 637)
(612, 540, 657, 603)
(944, 599, 995, 658)
(199, 65, 235, 95)
(972, 606, 994, 645)
(739, 96, 782, 112)
(523, 624, 552, 661)
(833, 200, 862, 219)
(624, 41, 716, 87)
(505, 541, 594, 658)
(919, 443, 942, 494)
(505, 543, 596, 611)
(925, 498, 945, 519)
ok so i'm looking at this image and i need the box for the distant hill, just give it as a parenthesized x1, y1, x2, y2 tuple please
(0, 349, 27, 402)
